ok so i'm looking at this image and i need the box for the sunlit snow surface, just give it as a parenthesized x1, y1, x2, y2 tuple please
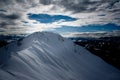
(0, 32, 120, 80)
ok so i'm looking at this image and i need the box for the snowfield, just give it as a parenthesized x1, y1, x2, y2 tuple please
(0, 32, 120, 80)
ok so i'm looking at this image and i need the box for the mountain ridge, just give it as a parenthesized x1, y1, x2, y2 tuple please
(0, 32, 120, 80)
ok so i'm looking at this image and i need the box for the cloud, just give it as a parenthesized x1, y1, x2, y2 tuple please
(39, 0, 120, 13)
(0, 13, 20, 20)
(0, 0, 120, 35)
(39, 0, 99, 12)
(0, 9, 7, 12)
(39, 0, 52, 5)
(63, 30, 120, 38)
(0, 13, 20, 28)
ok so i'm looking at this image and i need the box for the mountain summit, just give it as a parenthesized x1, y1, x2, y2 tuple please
(0, 32, 120, 80)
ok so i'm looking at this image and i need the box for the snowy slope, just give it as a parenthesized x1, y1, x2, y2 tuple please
(0, 32, 120, 80)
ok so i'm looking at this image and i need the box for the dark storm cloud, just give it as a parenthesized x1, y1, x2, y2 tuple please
(0, 0, 119, 20)
(59, 0, 99, 12)
(0, 0, 119, 23)
(107, 0, 120, 9)
(38, 0, 120, 26)
(0, 13, 20, 28)
(0, 22, 16, 28)
(39, 0, 120, 13)
(39, 0, 52, 5)
(0, 0, 30, 28)
(0, 0, 119, 16)
(0, 22, 8, 27)
(0, 9, 7, 12)
(39, 0, 98, 12)
(0, 13, 20, 20)
(0, 0, 13, 4)
(0, 22, 15, 28)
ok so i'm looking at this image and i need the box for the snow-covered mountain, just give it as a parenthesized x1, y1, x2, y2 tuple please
(0, 32, 120, 80)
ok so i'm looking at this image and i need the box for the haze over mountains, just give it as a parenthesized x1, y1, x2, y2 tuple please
(0, 32, 120, 80)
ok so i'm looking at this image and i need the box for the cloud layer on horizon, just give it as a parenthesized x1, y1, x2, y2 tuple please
(63, 30, 120, 38)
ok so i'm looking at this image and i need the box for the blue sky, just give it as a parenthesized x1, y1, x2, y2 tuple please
(28, 13, 77, 23)
(0, 0, 120, 38)
(27, 13, 120, 37)
(53, 23, 120, 33)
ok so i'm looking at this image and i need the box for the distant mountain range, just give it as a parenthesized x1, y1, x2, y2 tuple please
(70, 36, 120, 42)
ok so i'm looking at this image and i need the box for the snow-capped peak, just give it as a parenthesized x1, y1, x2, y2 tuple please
(0, 32, 120, 80)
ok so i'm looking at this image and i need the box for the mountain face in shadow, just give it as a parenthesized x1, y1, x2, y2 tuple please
(0, 32, 120, 80)
(74, 37, 120, 70)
